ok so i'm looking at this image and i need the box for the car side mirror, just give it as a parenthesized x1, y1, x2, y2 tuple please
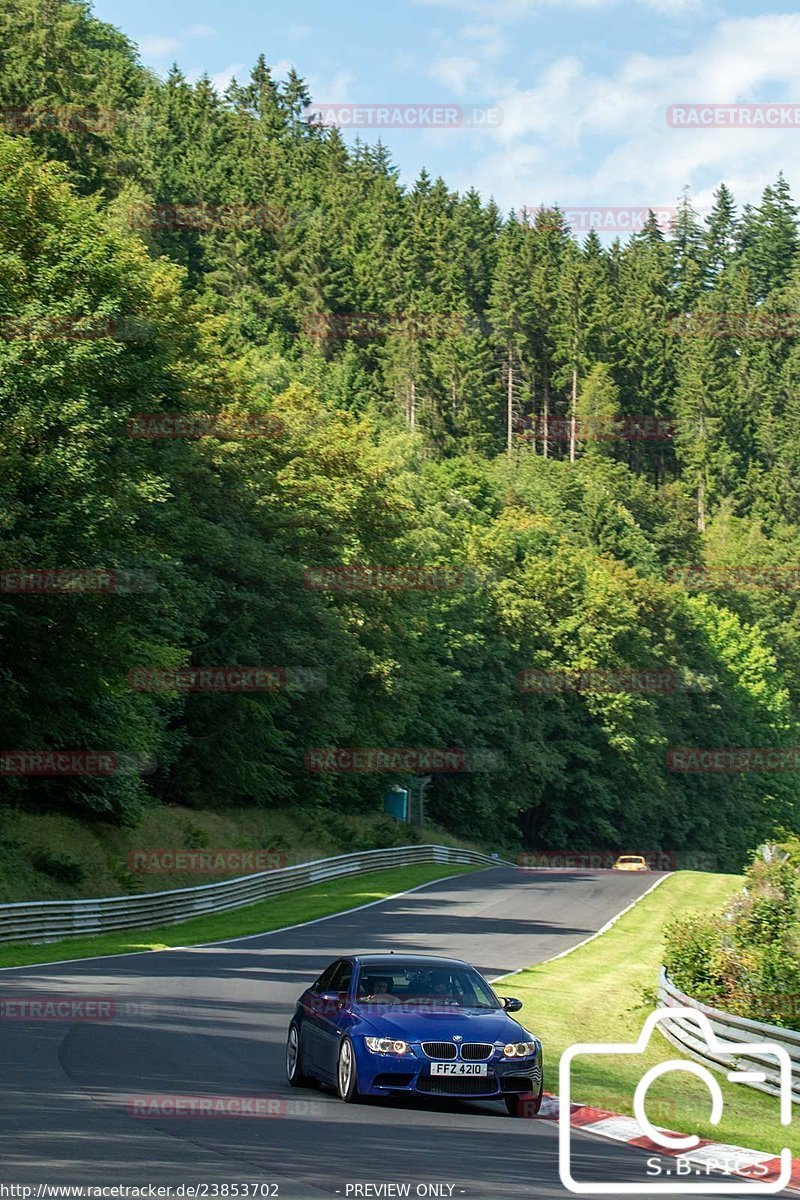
(502, 996, 523, 1013)
(318, 990, 348, 1011)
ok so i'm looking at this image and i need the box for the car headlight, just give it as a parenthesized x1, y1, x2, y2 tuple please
(503, 1041, 538, 1058)
(364, 1037, 411, 1055)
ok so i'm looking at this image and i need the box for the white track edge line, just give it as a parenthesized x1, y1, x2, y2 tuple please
(488, 872, 669, 983)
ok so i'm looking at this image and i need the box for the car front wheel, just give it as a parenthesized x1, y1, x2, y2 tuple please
(286, 1022, 310, 1087)
(336, 1037, 361, 1103)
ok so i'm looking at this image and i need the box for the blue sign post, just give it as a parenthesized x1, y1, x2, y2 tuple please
(383, 787, 409, 822)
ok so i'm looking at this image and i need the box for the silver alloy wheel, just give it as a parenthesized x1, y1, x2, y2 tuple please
(287, 1025, 299, 1080)
(338, 1038, 353, 1096)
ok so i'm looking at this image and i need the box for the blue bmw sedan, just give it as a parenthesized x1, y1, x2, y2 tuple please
(285, 953, 543, 1116)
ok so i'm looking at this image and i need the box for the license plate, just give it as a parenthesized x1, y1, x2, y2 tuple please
(430, 1062, 488, 1076)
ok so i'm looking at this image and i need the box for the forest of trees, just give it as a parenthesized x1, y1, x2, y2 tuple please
(1, 0, 800, 869)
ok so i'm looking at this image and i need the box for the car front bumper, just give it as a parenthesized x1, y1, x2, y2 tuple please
(356, 1050, 543, 1099)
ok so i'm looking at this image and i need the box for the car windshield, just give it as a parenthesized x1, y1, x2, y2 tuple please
(355, 961, 501, 1008)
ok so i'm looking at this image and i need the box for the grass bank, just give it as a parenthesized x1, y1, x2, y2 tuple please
(0, 803, 498, 901)
(496, 871, 798, 1158)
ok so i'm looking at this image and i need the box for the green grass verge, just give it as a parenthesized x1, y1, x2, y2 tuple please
(0, 862, 481, 970)
(495, 871, 799, 1159)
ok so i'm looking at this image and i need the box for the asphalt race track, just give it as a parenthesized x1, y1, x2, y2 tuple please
(0, 867, 783, 1199)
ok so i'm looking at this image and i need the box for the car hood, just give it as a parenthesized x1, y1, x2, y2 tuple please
(353, 1005, 533, 1043)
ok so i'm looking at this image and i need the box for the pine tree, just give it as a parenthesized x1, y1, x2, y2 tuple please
(0, 0, 143, 193)
(552, 234, 614, 461)
(672, 278, 745, 530)
(239, 55, 284, 135)
(671, 188, 706, 312)
(527, 207, 573, 458)
(703, 183, 738, 283)
(576, 363, 620, 457)
(487, 217, 534, 455)
(613, 213, 675, 477)
(737, 174, 799, 300)
(280, 67, 312, 134)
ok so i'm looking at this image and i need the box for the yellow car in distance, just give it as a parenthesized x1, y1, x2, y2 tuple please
(613, 854, 649, 872)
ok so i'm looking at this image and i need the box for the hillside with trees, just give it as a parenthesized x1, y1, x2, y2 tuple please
(1, 0, 800, 873)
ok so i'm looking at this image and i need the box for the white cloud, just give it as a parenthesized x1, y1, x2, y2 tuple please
(416, 0, 701, 13)
(307, 70, 356, 104)
(453, 13, 800, 219)
(493, 14, 800, 143)
(642, 0, 703, 10)
(137, 26, 214, 68)
(427, 20, 508, 97)
(429, 55, 483, 95)
(328, 70, 357, 102)
(460, 22, 507, 60)
(210, 63, 246, 93)
(138, 34, 181, 58)
(394, 50, 416, 73)
(288, 23, 312, 39)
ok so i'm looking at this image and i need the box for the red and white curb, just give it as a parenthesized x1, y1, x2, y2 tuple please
(536, 1093, 800, 1193)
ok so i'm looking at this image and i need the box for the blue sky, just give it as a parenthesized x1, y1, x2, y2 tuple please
(93, 0, 800, 224)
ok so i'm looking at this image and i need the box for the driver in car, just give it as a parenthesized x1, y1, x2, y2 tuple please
(429, 971, 460, 1003)
(359, 975, 400, 1003)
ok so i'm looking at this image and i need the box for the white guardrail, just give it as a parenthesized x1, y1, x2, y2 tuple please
(0, 845, 507, 946)
(658, 968, 800, 1103)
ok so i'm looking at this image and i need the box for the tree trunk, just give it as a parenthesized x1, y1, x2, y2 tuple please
(569, 366, 577, 462)
(697, 478, 706, 532)
(542, 372, 550, 459)
(697, 410, 706, 531)
(506, 347, 514, 456)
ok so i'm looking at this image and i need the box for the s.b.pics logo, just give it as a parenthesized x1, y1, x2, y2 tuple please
(559, 1008, 793, 1194)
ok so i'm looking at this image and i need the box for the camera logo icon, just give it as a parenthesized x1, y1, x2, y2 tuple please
(559, 1006, 793, 1194)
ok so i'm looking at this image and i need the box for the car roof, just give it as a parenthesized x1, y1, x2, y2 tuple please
(351, 953, 470, 967)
